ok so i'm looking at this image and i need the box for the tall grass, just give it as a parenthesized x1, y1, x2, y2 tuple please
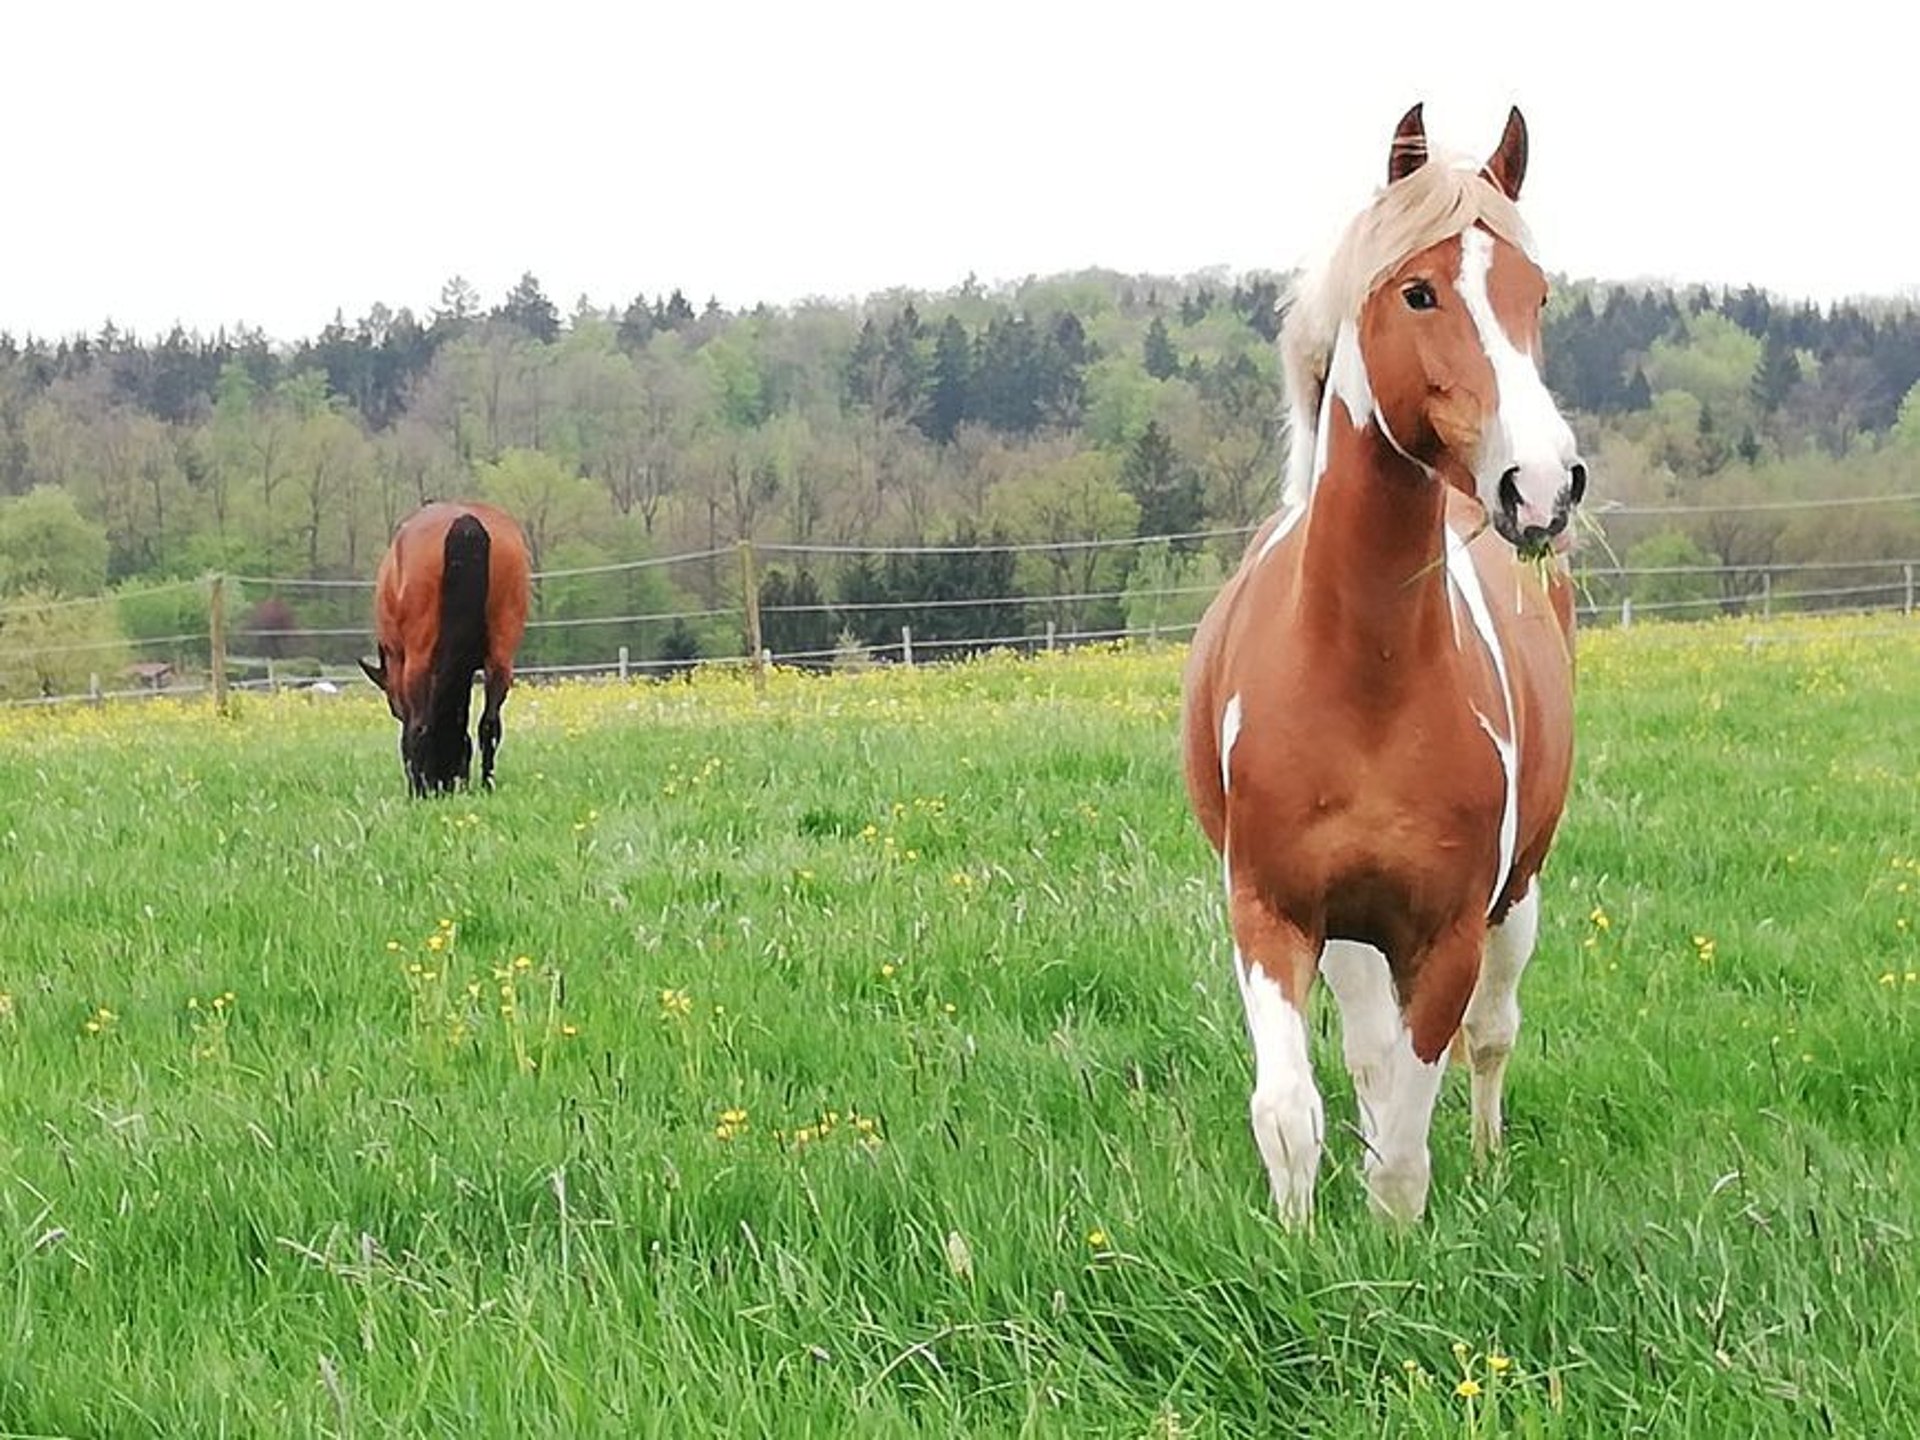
(1, 619, 1916, 1436)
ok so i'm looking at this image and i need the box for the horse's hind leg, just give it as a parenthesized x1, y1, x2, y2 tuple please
(1462, 879, 1540, 1160)
(478, 666, 510, 788)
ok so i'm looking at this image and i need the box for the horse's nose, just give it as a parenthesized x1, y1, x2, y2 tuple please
(1497, 460, 1585, 549)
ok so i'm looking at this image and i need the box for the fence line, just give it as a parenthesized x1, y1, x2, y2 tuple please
(0, 576, 203, 618)
(1597, 491, 1920, 517)
(757, 526, 1258, 558)
(5, 538, 1919, 709)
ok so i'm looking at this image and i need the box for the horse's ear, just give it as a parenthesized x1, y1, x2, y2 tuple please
(358, 653, 387, 691)
(1388, 103, 1428, 184)
(1483, 106, 1528, 201)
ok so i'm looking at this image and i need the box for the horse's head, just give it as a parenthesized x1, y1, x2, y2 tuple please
(359, 649, 405, 721)
(360, 647, 472, 795)
(1289, 105, 1585, 553)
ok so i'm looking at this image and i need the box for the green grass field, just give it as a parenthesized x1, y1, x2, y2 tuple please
(2, 620, 1918, 1438)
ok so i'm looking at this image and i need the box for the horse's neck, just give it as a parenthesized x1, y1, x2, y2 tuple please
(1295, 430, 1454, 684)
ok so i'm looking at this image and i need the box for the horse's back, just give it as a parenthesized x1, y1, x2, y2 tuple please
(375, 501, 533, 670)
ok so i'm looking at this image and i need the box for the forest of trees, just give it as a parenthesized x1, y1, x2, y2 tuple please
(2, 266, 1918, 697)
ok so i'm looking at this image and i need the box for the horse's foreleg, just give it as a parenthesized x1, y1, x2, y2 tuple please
(1228, 871, 1324, 1229)
(1319, 940, 1398, 1158)
(1462, 879, 1539, 1161)
(1359, 924, 1482, 1223)
(1325, 939, 1450, 1223)
(478, 667, 510, 788)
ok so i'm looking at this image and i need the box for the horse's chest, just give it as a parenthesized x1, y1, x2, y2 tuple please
(1229, 706, 1505, 919)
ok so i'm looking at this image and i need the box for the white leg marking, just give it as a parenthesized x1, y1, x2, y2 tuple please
(1319, 940, 1446, 1221)
(1366, 1032, 1448, 1223)
(1236, 952, 1324, 1227)
(1463, 879, 1539, 1158)
(1318, 941, 1398, 1151)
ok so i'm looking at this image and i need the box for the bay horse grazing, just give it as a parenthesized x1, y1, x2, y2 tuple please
(360, 501, 532, 795)
(1182, 105, 1583, 1225)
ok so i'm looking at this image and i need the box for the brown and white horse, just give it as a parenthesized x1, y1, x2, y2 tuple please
(361, 501, 533, 795)
(1182, 105, 1582, 1224)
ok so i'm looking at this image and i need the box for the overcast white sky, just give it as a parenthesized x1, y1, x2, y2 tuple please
(6, 1, 1913, 343)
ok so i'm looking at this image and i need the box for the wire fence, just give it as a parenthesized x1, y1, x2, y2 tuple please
(2, 532, 1917, 710)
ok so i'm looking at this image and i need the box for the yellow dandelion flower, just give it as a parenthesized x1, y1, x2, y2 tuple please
(425, 934, 445, 953)
(561, 1024, 579, 1037)
(1456, 1378, 1482, 1399)
(1087, 1228, 1109, 1248)
(880, 962, 897, 980)
(1488, 1354, 1513, 1374)
(385, 940, 401, 952)
(513, 956, 533, 971)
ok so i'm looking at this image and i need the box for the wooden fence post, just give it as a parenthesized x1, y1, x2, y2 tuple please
(738, 540, 765, 695)
(618, 645, 630, 681)
(1905, 563, 1914, 617)
(901, 625, 914, 667)
(209, 573, 229, 714)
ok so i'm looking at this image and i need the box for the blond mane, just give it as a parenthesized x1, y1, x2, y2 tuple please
(1280, 158, 1534, 505)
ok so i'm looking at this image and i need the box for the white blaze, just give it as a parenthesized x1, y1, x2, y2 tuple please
(1456, 228, 1578, 525)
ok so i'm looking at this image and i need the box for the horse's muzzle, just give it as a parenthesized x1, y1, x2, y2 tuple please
(1494, 461, 1586, 553)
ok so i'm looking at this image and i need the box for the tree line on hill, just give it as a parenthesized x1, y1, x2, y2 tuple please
(1, 267, 1917, 696)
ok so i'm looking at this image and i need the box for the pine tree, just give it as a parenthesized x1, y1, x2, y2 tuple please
(1143, 316, 1180, 380)
(1750, 334, 1803, 414)
(496, 272, 560, 343)
(1121, 420, 1203, 545)
(617, 294, 656, 353)
(921, 316, 971, 444)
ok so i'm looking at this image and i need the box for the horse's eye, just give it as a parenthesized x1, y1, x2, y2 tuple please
(1403, 281, 1438, 312)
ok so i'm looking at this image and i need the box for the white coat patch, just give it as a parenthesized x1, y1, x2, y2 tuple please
(1444, 526, 1518, 914)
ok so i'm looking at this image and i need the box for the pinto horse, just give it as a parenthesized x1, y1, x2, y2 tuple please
(1182, 105, 1583, 1225)
(360, 501, 532, 795)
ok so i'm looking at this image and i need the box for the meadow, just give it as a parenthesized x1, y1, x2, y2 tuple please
(1, 619, 1917, 1438)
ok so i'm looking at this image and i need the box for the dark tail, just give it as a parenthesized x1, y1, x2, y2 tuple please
(436, 514, 492, 690)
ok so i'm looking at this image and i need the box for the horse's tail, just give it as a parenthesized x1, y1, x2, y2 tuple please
(439, 513, 492, 677)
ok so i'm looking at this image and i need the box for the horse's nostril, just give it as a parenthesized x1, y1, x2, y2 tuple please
(1497, 466, 1522, 515)
(1567, 461, 1588, 507)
